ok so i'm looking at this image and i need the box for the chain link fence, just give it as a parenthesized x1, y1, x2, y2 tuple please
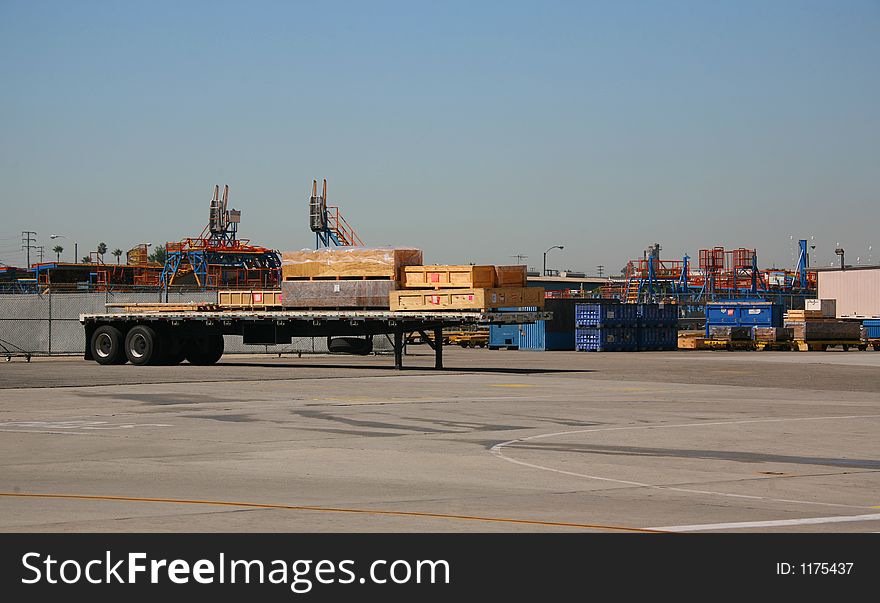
(0, 292, 391, 356)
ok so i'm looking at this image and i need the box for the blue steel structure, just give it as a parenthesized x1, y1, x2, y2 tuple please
(614, 240, 816, 307)
(161, 185, 281, 292)
(309, 179, 364, 249)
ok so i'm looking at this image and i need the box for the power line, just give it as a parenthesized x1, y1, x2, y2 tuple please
(21, 231, 37, 268)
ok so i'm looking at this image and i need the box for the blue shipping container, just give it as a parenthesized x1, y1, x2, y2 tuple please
(637, 303, 679, 327)
(489, 307, 575, 351)
(517, 320, 576, 351)
(638, 327, 678, 351)
(576, 303, 637, 328)
(575, 327, 638, 352)
(489, 324, 519, 349)
(863, 319, 880, 339)
(705, 301, 783, 337)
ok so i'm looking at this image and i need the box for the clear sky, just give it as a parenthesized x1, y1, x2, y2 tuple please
(1, 0, 878, 273)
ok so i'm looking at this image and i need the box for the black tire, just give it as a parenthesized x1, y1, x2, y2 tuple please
(124, 325, 163, 365)
(185, 330, 224, 365)
(842, 344, 850, 352)
(91, 325, 127, 365)
(328, 337, 373, 355)
(161, 330, 187, 365)
(858, 344, 867, 352)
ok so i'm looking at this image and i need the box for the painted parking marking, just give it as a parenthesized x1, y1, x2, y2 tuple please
(0, 420, 172, 433)
(652, 513, 880, 532)
(491, 414, 880, 511)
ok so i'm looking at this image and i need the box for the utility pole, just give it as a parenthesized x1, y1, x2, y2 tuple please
(36, 246, 45, 263)
(21, 231, 37, 267)
(510, 254, 528, 264)
(597, 265, 604, 278)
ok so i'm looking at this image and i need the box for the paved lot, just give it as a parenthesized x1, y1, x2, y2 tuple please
(1, 348, 879, 532)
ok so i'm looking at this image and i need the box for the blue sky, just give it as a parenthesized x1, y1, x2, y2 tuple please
(1, 0, 878, 273)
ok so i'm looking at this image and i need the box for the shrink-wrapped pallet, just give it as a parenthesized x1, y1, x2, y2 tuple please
(281, 247, 423, 280)
(282, 280, 397, 308)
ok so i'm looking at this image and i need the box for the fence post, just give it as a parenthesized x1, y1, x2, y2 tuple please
(47, 290, 52, 355)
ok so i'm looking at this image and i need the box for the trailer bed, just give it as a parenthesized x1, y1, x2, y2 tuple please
(80, 309, 550, 369)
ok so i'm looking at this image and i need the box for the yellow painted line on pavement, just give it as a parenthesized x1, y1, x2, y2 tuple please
(0, 492, 663, 533)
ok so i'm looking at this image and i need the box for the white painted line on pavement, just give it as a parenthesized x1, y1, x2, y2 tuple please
(490, 414, 880, 510)
(652, 513, 880, 532)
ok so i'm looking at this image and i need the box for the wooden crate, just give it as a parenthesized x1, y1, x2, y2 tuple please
(677, 336, 706, 350)
(494, 265, 527, 287)
(218, 290, 283, 308)
(281, 247, 422, 280)
(390, 287, 544, 311)
(754, 327, 794, 342)
(784, 310, 825, 320)
(402, 265, 497, 289)
(784, 320, 861, 341)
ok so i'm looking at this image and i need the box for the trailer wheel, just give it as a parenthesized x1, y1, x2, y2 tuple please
(161, 330, 187, 365)
(186, 331, 224, 365)
(858, 344, 867, 351)
(91, 325, 127, 365)
(124, 325, 163, 365)
(874, 344, 880, 352)
(327, 337, 373, 355)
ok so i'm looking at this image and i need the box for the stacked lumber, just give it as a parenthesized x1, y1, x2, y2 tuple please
(105, 303, 219, 313)
(393, 263, 538, 311)
(784, 309, 826, 320)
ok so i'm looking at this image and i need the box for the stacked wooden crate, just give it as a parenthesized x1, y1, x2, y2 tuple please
(218, 290, 283, 309)
(390, 264, 543, 311)
(783, 310, 861, 342)
(279, 248, 423, 308)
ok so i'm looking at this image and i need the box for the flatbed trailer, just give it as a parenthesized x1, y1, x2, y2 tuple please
(80, 309, 549, 369)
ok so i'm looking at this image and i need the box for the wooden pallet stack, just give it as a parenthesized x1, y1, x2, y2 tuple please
(390, 264, 543, 311)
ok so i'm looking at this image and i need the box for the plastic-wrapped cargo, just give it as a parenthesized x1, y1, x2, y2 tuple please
(281, 280, 397, 308)
(281, 247, 423, 280)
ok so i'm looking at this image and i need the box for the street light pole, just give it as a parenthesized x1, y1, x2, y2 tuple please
(543, 245, 564, 276)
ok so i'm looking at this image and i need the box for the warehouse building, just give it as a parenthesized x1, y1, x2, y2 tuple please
(817, 266, 880, 318)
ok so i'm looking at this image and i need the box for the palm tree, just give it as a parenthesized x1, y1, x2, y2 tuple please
(82, 256, 91, 263)
(112, 248, 123, 264)
(148, 244, 167, 265)
(97, 242, 107, 262)
(52, 245, 64, 262)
